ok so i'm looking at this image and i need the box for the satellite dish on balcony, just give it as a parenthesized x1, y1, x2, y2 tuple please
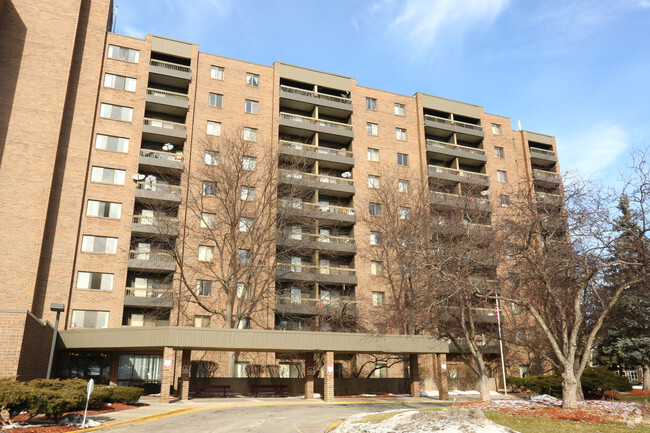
(162, 143, 174, 151)
(132, 173, 146, 181)
(480, 190, 489, 196)
(341, 172, 351, 178)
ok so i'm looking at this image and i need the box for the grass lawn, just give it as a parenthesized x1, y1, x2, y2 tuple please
(607, 394, 650, 403)
(486, 411, 649, 433)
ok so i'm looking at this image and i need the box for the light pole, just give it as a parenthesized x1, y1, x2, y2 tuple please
(46, 303, 65, 379)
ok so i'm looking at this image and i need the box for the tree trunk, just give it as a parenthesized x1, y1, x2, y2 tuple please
(227, 351, 236, 377)
(643, 364, 650, 391)
(561, 369, 580, 409)
(478, 370, 491, 401)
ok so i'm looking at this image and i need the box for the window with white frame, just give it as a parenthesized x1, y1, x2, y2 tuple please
(399, 206, 411, 220)
(398, 179, 410, 193)
(194, 315, 210, 327)
(512, 303, 522, 314)
(76, 272, 113, 291)
(394, 103, 405, 116)
(206, 121, 222, 136)
(366, 97, 377, 110)
(81, 235, 117, 254)
(95, 134, 129, 153)
(243, 127, 258, 142)
(210, 65, 224, 80)
(200, 212, 216, 229)
(368, 175, 380, 189)
(519, 365, 530, 377)
(500, 194, 510, 207)
(71, 310, 109, 328)
(242, 155, 257, 170)
(208, 93, 223, 107)
(202, 181, 217, 196)
(237, 282, 252, 299)
(366, 122, 378, 136)
(367, 147, 379, 161)
(369, 202, 381, 216)
(86, 200, 121, 219)
(204, 150, 219, 165)
(495, 146, 505, 158)
(238, 317, 251, 329)
(497, 170, 508, 183)
(198, 245, 214, 262)
(104, 73, 136, 91)
(374, 364, 388, 378)
(396, 128, 407, 141)
(492, 123, 502, 135)
(238, 249, 251, 265)
(107, 45, 139, 63)
(397, 153, 409, 167)
(246, 73, 259, 87)
(372, 291, 385, 306)
(245, 99, 258, 114)
(99, 103, 133, 121)
(196, 280, 212, 296)
(371, 260, 383, 276)
(239, 217, 253, 232)
(235, 362, 249, 377)
(370, 231, 382, 246)
(90, 166, 125, 185)
(241, 186, 255, 201)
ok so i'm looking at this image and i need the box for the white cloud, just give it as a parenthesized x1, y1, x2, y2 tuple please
(556, 124, 629, 178)
(639, 0, 650, 7)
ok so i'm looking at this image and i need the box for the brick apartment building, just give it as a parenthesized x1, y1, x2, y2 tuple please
(0, 0, 562, 399)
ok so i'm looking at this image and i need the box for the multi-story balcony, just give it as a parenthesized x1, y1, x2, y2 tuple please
(430, 191, 491, 211)
(127, 249, 176, 273)
(139, 148, 184, 173)
(277, 263, 357, 285)
(533, 169, 561, 185)
(274, 294, 357, 316)
(132, 215, 179, 237)
(424, 114, 484, 138)
(278, 199, 356, 224)
(535, 191, 562, 205)
(124, 285, 173, 308)
(149, 59, 191, 88)
(134, 182, 182, 204)
(276, 231, 356, 255)
(279, 169, 355, 196)
(529, 147, 557, 165)
(279, 84, 352, 113)
(426, 139, 486, 164)
(145, 88, 189, 116)
(142, 117, 187, 143)
(279, 140, 354, 168)
(428, 165, 489, 186)
(279, 112, 354, 139)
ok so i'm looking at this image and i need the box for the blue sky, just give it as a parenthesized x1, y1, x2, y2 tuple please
(116, 0, 650, 186)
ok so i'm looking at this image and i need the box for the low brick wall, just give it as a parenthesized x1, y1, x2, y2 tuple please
(0, 310, 53, 380)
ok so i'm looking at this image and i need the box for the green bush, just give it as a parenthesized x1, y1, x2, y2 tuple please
(109, 386, 143, 404)
(0, 378, 30, 413)
(507, 374, 562, 397)
(88, 386, 113, 408)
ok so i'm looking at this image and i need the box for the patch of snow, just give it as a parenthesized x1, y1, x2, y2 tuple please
(81, 419, 102, 428)
(632, 385, 642, 390)
(530, 394, 560, 404)
(420, 390, 502, 397)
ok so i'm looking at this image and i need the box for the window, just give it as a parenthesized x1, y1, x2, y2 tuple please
(374, 364, 388, 378)
(519, 365, 530, 378)
(506, 246, 515, 259)
(367, 148, 379, 162)
(516, 330, 526, 342)
(397, 153, 409, 167)
(500, 194, 510, 207)
(71, 310, 109, 328)
(196, 280, 212, 296)
(398, 179, 410, 193)
(198, 246, 214, 262)
(239, 217, 253, 232)
(366, 122, 378, 136)
(200, 213, 216, 228)
(399, 206, 411, 220)
(279, 362, 301, 378)
(81, 235, 117, 254)
(246, 73, 259, 87)
(99, 103, 133, 121)
(394, 103, 405, 116)
(372, 291, 385, 306)
(235, 362, 249, 378)
(512, 303, 522, 314)
(366, 97, 377, 110)
(502, 220, 513, 233)
(492, 123, 502, 135)
(90, 166, 125, 185)
(396, 128, 407, 141)
(208, 93, 223, 107)
(241, 186, 255, 201)
(238, 249, 251, 265)
(370, 231, 382, 246)
(238, 317, 251, 329)
(194, 315, 210, 327)
(206, 121, 222, 136)
(371, 260, 383, 276)
(76, 272, 113, 291)
(210, 65, 224, 80)
(107, 45, 139, 63)
(497, 170, 508, 183)
(369, 202, 381, 216)
(368, 175, 380, 189)
(95, 134, 129, 153)
(495, 146, 505, 159)
(243, 127, 258, 142)
(204, 150, 220, 166)
(237, 282, 251, 299)
(242, 155, 257, 170)
(86, 200, 121, 219)
(103, 73, 136, 91)
(245, 100, 258, 114)
(202, 181, 217, 196)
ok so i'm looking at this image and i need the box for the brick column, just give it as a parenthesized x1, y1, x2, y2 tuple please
(109, 352, 119, 386)
(179, 349, 191, 400)
(420, 354, 435, 393)
(409, 354, 420, 397)
(323, 351, 334, 402)
(304, 353, 314, 399)
(435, 353, 449, 401)
(160, 347, 174, 404)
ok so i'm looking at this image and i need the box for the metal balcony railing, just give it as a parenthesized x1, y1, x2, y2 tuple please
(424, 114, 483, 131)
(150, 59, 191, 73)
(276, 294, 356, 306)
(143, 117, 186, 131)
(280, 84, 352, 105)
(279, 140, 353, 158)
(279, 231, 355, 245)
(533, 169, 560, 179)
(140, 148, 183, 161)
(428, 165, 488, 181)
(278, 263, 356, 276)
(135, 182, 181, 194)
(279, 169, 354, 186)
(129, 249, 175, 262)
(280, 112, 353, 131)
(530, 147, 555, 156)
(132, 215, 178, 226)
(430, 191, 489, 206)
(426, 139, 485, 156)
(147, 88, 189, 101)
(278, 199, 355, 216)
(125, 286, 173, 298)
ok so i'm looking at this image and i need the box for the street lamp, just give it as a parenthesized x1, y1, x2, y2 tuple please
(46, 303, 65, 379)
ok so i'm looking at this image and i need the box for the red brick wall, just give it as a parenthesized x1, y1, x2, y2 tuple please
(0, 310, 53, 380)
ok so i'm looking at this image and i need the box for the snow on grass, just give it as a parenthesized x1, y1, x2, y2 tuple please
(420, 390, 502, 397)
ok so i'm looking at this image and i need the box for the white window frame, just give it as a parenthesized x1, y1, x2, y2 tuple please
(366, 122, 378, 136)
(370, 231, 382, 246)
(76, 272, 114, 291)
(398, 179, 410, 193)
(242, 155, 257, 170)
(492, 123, 502, 135)
(204, 150, 220, 165)
(396, 128, 407, 141)
(497, 170, 508, 183)
(368, 175, 380, 189)
(202, 181, 217, 196)
(397, 153, 409, 167)
(367, 148, 379, 162)
(198, 245, 214, 262)
(372, 291, 385, 306)
(366, 97, 377, 110)
(394, 103, 405, 116)
(243, 127, 258, 142)
(208, 93, 223, 107)
(210, 65, 225, 80)
(241, 186, 255, 201)
(206, 121, 222, 136)
(95, 134, 129, 153)
(86, 200, 122, 219)
(81, 235, 118, 254)
(71, 310, 109, 329)
(107, 45, 139, 63)
(103, 73, 136, 92)
(90, 166, 126, 185)
(99, 103, 133, 122)
(246, 73, 260, 87)
(245, 99, 258, 114)
(200, 212, 216, 229)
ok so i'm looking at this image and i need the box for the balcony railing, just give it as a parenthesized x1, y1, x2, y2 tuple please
(150, 59, 191, 73)
(280, 112, 353, 131)
(279, 140, 353, 158)
(276, 295, 356, 306)
(135, 182, 182, 194)
(278, 263, 356, 276)
(280, 169, 354, 186)
(280, 84, 352, 105)
(464, 222, 493, 230)
(147, 88, 189, 102)
(132, 215, 178, 226)
(424, 115, 483, 131)
(125, 286, 173, 298)
(279, 231, 355, 245)
(530, 147, 555, 157)
(140, 148, 183, 161)
(129, 249, 175, 262)
(536, 191, 562, 201)
(279, 199, 355, 216)
(533, 169, 560, 179)
(428, 165, 488, 181)
(430, 191, 489, 206)
(427, 139, 485, 156)
(143, 118, 186, 131)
